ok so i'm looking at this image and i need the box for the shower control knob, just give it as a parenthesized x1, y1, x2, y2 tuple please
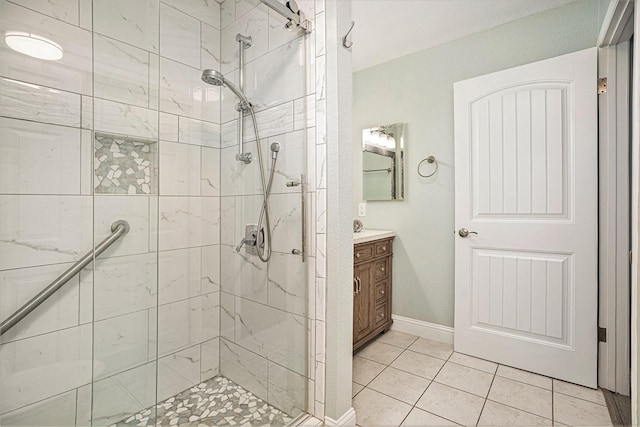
(458, 228, 478, 238)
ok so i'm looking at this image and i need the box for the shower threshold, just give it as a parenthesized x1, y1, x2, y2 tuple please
(114, 375, 293, 427)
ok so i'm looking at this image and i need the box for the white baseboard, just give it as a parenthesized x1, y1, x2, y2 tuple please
(391, 315, 454, 344)
(325, 407, 356, 426)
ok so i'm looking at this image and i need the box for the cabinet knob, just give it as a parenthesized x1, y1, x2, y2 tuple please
(356, 252, 360, 258)
(379, 313, 385, 318)
(380, 290, 385, 295)
(382, 245, 386, 251)
(380, 266, 385, 272)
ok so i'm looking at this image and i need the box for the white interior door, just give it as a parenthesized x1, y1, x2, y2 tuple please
(454, 48, 598, 388)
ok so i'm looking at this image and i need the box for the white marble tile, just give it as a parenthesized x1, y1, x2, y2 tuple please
(369, 367, 431, 406)
(315, 143, 326, 189)
(553, 391, 612, 426)
(94, 195, 151, 257)
(0, 388, 77, 427)
(496, 365, 552, 390)
(407, 337, 453, 360)
(488, 376, 552, 419)
(157, 294, 219, 356)
(401, 408, 457, 426)
(158, 196, 220, 250)
(315, 233, 326, 278)
(219, 69, 240, 124)
(221, 119, 239, 148)
(268, 361, 306, 416)
(315, 0, 324, 14)
(92, 253, 158, 321)
(235, 297, 307, 375)
(201, 147, 221, 196)
(390, 350, 446, 380)
(357, 341, 403, 365)
(0, 117, 81, 195)
(448, 352, 498, 374)
(377, 331, 418, 349)
(160, 112, 179, 142)
(235, 0, 261, 20)
(435, 361, 494, 397)
(158, 345, 202, 401)
(94, 98, 158, 139)
(201, 22, 222, 71)
(267, 251, 307, 316)
(201, 337, 220, 380)
(93, 310, 150, 379)
(160, 3, 201, 68)
(0, 324, 92, 414)
(315, 277, 325, 321)
(261, 130, 306, 195)
(314, 361, 325, 403)
(353, 387, 412, 427)
(219, 338, 268, 401)
(159, 140, 201, 195)
(0, 78, 81, 128)
(416, 382, 484, 426)
(244, 101, 295, 141)
(179, 116, 221, 147)
(268, 193, 302, 254)
(244, 39, 306, 112)
(219, 196, 256, 246)
(268, 9, 304, 51)
(478, 400, 552, 426)
(315, 54, 326, 100)
(79, 0, 92, 30)
(315, 319, 325, 364)
(160, 57, 221, 121)
(75, 384, 92, 427)
(315, 190, 326, 234)
(201, 245, 221, 293)
(93, 0, 159, 53)
(94, 34, 150, 108)
(80, 130, 92, 195)
(81, 95, 93, 129)
(220, 143, 263, 196)
(352, 355, 385, 386)
(8, 0, 79, 25)
(294, 95, 316, 131)
(149, 52, 160, 108)
(220, 291, 236, 340)
(163, 0, 221, 28)
(0, 1, 92, 95)
(315, 12, 325, 57)
(158, 247, 202, 305)
(220, 0, 235, 29)
(91, 362, 156, 426)
(0, 195, 92, 270)
(552, 379, 606, 405)
(220, 5, 269, 74)
(0, 263, 79, 344)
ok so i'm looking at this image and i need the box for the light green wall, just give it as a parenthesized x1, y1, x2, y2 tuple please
(353, 1, 605, 327)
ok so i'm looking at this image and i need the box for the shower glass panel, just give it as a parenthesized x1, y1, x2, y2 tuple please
(0, 0, 310, 425)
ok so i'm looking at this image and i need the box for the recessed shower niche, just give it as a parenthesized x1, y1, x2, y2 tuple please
(94, 133, 157, 194)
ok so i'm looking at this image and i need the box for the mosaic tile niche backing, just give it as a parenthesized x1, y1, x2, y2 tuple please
(94, 134, 157, 194)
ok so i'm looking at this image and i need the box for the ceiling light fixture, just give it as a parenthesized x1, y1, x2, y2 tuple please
(4, 31, 63, 61)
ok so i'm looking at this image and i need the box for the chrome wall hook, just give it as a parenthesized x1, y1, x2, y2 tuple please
(342, 21, 354, 48)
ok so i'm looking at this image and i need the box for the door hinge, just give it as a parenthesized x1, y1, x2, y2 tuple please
(598, 326, 607, 343)
(598, 77, 607, 94)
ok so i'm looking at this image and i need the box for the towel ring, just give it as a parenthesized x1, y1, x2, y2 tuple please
(418, 155, 438, 178)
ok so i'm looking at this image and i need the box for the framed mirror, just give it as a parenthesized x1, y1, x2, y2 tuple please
(362, 122, 405, 201)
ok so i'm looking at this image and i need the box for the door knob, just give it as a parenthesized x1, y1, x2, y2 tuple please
(458, 228, 478, 238)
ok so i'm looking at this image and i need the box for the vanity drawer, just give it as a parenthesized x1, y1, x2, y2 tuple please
(354, 243, 375, 263)
(375, 303, 389, 328)
(375, 280, 388, 303)
(373, 258, 389, 282)
(375, 239, 392, 256)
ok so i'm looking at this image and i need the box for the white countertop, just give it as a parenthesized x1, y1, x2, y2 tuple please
(353, 229, 396, 244)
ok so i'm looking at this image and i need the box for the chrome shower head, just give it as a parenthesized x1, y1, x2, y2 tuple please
(270, 142, 280, 159)
(201, 69, 250, 106)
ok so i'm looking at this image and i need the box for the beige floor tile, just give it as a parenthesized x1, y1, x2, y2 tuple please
(553, 379, 606, 406)
(488, 376, 552, 419)
(353, 356, 386, 386)
(391, 350, 446, 379)
(553, 392, 612, 426)
(376, 330, 419, 349)
(356, 340, 404, 365)
(368, 366, 431, 405)
(353, 387, 412, 427)
(435, 361, 494, 397)
(478, 400, 552, 426)
(408, 338, 453, 360)
(448, 352, 497, 374)
(496, 365, 552, 390)
(401, 407, 459, 426)
(416, 382, 485, 426)
(352, 382, 364, 398)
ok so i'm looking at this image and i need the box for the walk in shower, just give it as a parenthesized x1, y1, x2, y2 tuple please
(0, 0, 322, 425)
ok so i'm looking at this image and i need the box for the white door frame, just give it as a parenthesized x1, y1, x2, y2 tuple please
(597, 0, 633, 396)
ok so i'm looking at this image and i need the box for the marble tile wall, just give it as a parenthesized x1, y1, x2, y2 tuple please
(0, 0, 223, 425)
(217, 0, 326, 421)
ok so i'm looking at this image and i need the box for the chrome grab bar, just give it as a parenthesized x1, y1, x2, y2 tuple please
(0, 220, 130, 336)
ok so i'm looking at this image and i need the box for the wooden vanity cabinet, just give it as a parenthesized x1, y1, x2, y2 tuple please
(353, 237, 394, 351)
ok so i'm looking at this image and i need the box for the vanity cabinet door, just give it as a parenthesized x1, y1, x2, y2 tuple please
(353, 263, 373, 342)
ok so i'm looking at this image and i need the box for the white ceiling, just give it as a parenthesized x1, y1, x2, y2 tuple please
(351, 0, 578, 72)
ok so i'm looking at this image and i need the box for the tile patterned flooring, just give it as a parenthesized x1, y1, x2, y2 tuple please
(115, 375, 292, 426)
(352, 331, 613, 426)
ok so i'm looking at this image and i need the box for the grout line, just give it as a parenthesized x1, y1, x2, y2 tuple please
(551, 377, 555, 425)
(475, 368, 497, 426)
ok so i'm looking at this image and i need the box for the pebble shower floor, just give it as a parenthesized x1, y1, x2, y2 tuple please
(114, 376, 293, 426)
